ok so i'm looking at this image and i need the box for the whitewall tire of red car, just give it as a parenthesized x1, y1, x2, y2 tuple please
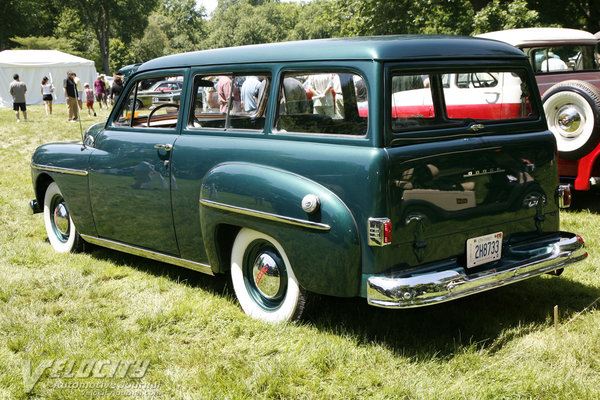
(543, 80, 600, 159)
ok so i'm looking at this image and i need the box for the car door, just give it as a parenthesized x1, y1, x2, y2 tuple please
(88, 70, 187, 255)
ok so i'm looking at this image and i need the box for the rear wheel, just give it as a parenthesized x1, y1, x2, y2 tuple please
(542, 80, 600, 160)
(230, 228, 307, 322)
(43, 182, 83, 253)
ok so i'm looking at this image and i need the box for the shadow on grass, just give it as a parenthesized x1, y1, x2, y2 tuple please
(84, 244, 599, 359)
(571, 188, 600, 213)
(302, 275, 600, 358)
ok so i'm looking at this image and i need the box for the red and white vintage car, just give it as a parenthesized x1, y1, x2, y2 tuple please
(478, 28, 600, 191)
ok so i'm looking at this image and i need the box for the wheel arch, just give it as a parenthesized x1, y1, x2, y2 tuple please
(199, 162, 362, 297)
(34, 172, 54, 205)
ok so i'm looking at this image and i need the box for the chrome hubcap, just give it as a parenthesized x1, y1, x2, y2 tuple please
(252, 252, 281, 299)
(53, 202, 70, 236)
(556, 105, 582, 136)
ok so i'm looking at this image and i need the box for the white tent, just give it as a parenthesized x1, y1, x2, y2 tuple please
(0, 50, 97, 107)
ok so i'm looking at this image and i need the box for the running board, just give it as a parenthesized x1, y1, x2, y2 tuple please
(80, 234, 214, 276)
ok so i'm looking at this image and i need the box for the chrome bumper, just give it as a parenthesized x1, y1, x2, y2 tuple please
(367, 233, 586, 309)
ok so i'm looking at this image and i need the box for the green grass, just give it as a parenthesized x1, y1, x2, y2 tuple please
(1, 104, 600, 399)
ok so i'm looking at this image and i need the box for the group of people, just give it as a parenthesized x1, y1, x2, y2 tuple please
(8, 71, 125, 122)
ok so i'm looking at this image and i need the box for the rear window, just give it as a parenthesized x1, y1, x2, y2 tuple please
(391, 70, 537, 132)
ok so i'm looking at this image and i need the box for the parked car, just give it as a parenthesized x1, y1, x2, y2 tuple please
(29, 36, 586, 322)
(477, 28, 600, 191)
(134, 79, 184, 108)
(116, 63, 141, 84)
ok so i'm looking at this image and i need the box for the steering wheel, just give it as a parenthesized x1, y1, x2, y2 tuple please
(147, 103, 179, 127)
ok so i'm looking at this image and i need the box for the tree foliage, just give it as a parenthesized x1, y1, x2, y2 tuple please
(65, 0, 158, 73)
(205, 0, 300, 48)
(324, 0, 474, 37)
(3, 0, 600, 75)
(472, 0, 540, 34)
(133, 0, 206, 59)
(9, 36, 79, 54)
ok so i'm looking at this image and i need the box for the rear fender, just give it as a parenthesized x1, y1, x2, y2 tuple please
(199, 162, 361, 297)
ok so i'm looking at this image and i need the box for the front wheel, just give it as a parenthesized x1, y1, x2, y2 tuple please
(43, 182, 83, 253)
(230, 228, 307, 322)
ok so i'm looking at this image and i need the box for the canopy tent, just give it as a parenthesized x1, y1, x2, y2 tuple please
(0, 50, 97, 107)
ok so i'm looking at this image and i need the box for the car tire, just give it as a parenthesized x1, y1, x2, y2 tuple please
(43, 182, 84, 253)
(230, 228, 307, 322)
(542, 80, 600, 160)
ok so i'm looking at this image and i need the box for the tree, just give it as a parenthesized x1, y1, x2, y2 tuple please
(472, 0, 540, 34)
(67, 0, 158, 74)
(325, 0, 474, 37)
(109, 38, 136, 72)
(0, 0, 58, 50)
(9, 36, 79, 54)
(151, 0, 206, 54)
(205, 0, 300, 48)
(132, 19, 169, 62)
(287, 0, 340, 41)
(528, 0, 600, 33)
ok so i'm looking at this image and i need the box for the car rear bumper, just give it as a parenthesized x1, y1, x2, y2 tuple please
(366, 232, 586, 309)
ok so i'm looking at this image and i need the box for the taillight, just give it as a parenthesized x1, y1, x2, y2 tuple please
(557, 185, 571, 208)
(368, 218, 392, 246)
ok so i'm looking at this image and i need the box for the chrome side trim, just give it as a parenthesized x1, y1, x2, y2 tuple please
(31, 163, 89, 176)
(367, 233, 586, 309)
(200, 199, 331, 231)
(80, 235, 214, 276)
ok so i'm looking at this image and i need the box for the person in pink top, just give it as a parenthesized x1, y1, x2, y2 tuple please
(94, 75, 108, 110)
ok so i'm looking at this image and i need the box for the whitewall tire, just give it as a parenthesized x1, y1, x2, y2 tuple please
(542, 80, 600, 159)
(43, 182, 83, 253)
(231, 228, 307, 322)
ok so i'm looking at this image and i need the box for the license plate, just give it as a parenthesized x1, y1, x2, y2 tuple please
(466, 232, 503, 268)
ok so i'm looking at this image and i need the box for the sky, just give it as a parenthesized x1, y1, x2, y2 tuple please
(196, 0, 311, 16)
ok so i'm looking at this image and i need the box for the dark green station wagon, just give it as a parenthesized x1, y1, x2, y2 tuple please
(30, 36, 587, 322)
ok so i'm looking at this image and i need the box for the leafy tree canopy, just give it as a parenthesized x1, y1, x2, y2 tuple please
(472, 0, 540, 34)
(4, 0, 600, 74)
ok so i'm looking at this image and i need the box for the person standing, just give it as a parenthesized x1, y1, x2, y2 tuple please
(73, 72, 83, 110)
(84, 83, 96, 116)
(94, 75, 109, 110)
(240, 75, 262, 112)
(110, 75, 124, 105)
(40, 76, 54, 116)
(63, 71, 79, 122)
(9, 74, 27, 122)
(305, 73, 334, 117)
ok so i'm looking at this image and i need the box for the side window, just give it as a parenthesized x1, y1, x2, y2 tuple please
(113, 74, 184, 129)
(276, 72, 368, 136)
(189, 74, 270, 130)
(530, 46, 600, 72)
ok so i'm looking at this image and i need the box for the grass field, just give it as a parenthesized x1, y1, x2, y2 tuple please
(1, 104, 599, 399)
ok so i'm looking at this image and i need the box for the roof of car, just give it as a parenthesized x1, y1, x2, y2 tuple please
(137, 35, 526, 72)
(477, 28, 598, 47)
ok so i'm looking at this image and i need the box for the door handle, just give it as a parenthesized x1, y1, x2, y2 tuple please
(154, 144, 173, 151)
